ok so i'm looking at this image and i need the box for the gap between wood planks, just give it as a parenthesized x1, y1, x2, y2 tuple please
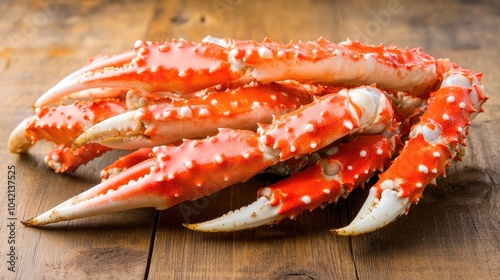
(144, 211, 160, 279)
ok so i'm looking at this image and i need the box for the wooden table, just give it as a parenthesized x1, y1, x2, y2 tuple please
(1, 0, 498, 279)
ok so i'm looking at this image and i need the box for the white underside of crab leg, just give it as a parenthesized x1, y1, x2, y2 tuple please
(184, 196, 282, 232)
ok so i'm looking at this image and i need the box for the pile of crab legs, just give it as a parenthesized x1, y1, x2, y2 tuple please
(8, 36, 487, 235)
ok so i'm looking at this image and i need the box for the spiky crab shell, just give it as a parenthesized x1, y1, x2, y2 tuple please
(8, 37, 487, 236)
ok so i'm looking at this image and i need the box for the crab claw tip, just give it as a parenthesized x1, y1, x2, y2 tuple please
(184, 196, 282, 232)
(332, 187, 411, 236)
(73, 111, 153, 149)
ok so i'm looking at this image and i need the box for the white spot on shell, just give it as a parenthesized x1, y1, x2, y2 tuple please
(418, 164, 429, 174)
(199, 108, 210, 117)
(323, 189, 330, 194)
(343, 120, 354, 130)
(310, 142, 318, 149)
(179, 106, 193, 118)
(447, 96, 455, 103)
(229, 48, 240, 58)
(134, 40, 144, 49)
(347, 165, 353, 171)
(376, 148, 383, 155)
(359, 150, 367, 157)
(258, 47, 273, 59)
(433, 152, 441, 157)
(442, 113, 450, 120)
(416, 182, 423, 188)
(301, 195, 311, 204)
(305, 123, 314, 133)
(459, 102, 466, 108)
(184, 161, 194, 169)
(215, 155, 223, 164)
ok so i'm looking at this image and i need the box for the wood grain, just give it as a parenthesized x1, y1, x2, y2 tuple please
(0, 0, 498, 279)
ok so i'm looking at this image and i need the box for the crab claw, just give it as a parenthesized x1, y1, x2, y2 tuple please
(23, 129, 279, 226)
(35, 39, 247, 107)
(335, 76, 486, 235)
(9, 99, 127, 172)
(72, 83, 313, 149)
(185, 135, 395, 232)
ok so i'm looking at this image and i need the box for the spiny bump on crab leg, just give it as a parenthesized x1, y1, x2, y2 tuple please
(185, 134, 394, 232)
(72, 82, 313, 150)
(23, 129, 280, 226)
(334, 70, 487, 236)
(35, 39, 246, 107)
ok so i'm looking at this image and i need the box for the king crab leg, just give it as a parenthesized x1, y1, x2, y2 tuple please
(33, 37, 440, 108)
(185, 133, 396, 232)
(72, 82, 314, 149)
(23, 85, 393, 226)
(334, 67, 487, 235)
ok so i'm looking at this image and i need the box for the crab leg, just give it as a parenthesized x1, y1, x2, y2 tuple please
(34, 38, 440, 107)
(35, 39, 246, 107)
(24, 85, 393, 226)
(334, 68, 487, 235)
(9, 99, 127, 172)
(23, 129, 278, 226)
(185, 134, 395, 232)
(72, 82, 314, 149)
